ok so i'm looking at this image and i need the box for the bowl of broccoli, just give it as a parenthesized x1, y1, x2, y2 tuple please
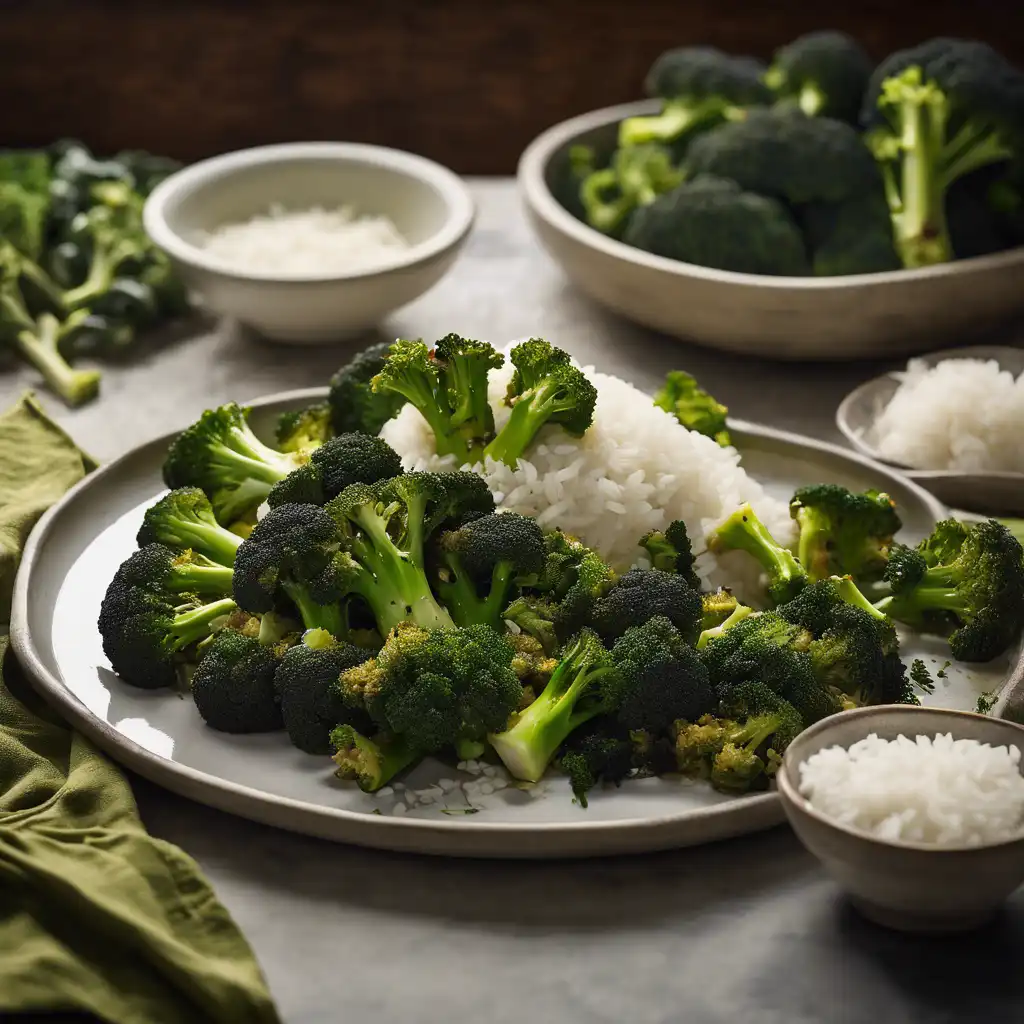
(518, 34, 1024, 360)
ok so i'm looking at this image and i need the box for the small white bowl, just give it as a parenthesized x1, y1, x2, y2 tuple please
(143, 142, 475, 344)
(777, 705, 1024, 934)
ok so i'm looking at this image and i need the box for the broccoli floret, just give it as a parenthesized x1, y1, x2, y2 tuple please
(137, 487, 243, 566)
(777, 574, 888, 637)
(862, 39, 1024, 268)
(610, 616, 716, 733)
(701, 588, 741, 629)
(339, 622, 522, 758)
(431, 511, 546, 629)
(639, 519, 701, 588)
(706, 502, 808, 604)
(508, 632, 558, 694)
(653, 371, 731, 446)
(328, 340, 408, 435)
(482, 339, 597, 467)
(191, 626, 298, 733)
(559, 724, 635, 807)
(162, 403, 307, 523)
(330, 725, 421, 793)
(274, 627, 375, 754)
(799, 192, 902, 276)
(370, 336, 504, 462)
(686, 108, 883, 206)
(111, 543, 234, 599)
(502, 595, 560, 655)
(790, 483, 902, 582)
(696, 601, 755, 649)
(876, 518, 1024, 661)
(267, 433, 404, 508)
(622, 47, 772, 146)
(624, 176, 810, 276)
(765, 31, 873, 124)
(591, 568, 703, 645)
(674, 714, 732, 775)
(275, 403, 333, 454)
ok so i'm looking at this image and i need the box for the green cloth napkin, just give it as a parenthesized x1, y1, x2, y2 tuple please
(0, 394, 282, 1024)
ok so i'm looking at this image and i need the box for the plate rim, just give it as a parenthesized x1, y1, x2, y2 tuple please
(13, 387, 996, 858)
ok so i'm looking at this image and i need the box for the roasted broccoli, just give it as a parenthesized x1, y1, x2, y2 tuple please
(162, 403, 308, 524)
(876, 519, 1024, 662)
(862, 39, 1024, 267)
(136, 487, 243, 566)
(590, 568, 703, 645)
(706, 502, 807, 604)
(110, 543, 234, 598)
(653, 371, 731, 446)
(330, 725, 421, 793)
(789, 483, 902, 582)
(623, 176, 810, 276)
(639, 519, 701, 588)
(765, 31, 873, 124)
(559, 724, 635, 807)
(328, 340, 408, 435)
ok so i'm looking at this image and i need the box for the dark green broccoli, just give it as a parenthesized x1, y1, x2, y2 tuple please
(623, 47, 772, 146)
(789, 483, 902, 582)
(274, 627, 375, 754)
(328, 340, 408, 435)
(910, 658, 937, 694)
(799, 192, 902, 276)
(623, 176, 810, 276)
(137, 487, 243, 566)
(686, 108, 883, 206)
(275, 403, 333, 453)
(945, 173, 1008, 259)
(162, 403, 308, 524)
(191, 623, 298, 733)
(639, 519, 701, 588)
(431, 511, 546, 629)
(370, 337, 503, 463)
(590, 568, 703, 645)
(862, 39, 1024, 268)
(482, 339, 597, 467)
(266, 432, 404, 508)
(559, 725, 635, 807)
(330, 725, 421, 793)
(765, 31, 873, 124)
(110, 543, 234, 597)
(706, 502, 807, 604)
(339, 622, 522, 760)
(876, 519, 1024, 662)
(776, 573, 889, 637)
(653, 371, 731, 446)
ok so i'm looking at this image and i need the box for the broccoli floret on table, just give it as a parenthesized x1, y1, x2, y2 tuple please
(653, 372, 731, 447)
(137, 487, 242, 566)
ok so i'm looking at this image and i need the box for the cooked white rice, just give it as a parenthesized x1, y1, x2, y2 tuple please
(798, 732, 1024, 846)
(379, 353, 794, 592)
(872, 358, 1024, 473)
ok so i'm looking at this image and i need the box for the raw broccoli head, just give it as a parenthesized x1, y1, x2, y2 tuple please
(137, 487, 242, 566)
(191, 627, 297, 733)
(686, 108, 883, 206)
(765, 31, 873, 124)
(267, 432, 404, 508)
(328, 340, 407, 435)
(591, 568, 703, 646)
(111, 543, 234, 598)
(789, 483, 902, 582)
(610, 615, 716, 733)
(340, 622, 522, 756)
(878, 518, 1024, 662)
(624, 176, 810, 276)
(639, 519, 701, 588)
(799, 192, 902, 276)
(432, 511, 546, 629)
(274, 627, 375, 754)
(162, 403, 305, 523)
(483, 339, 597, 467)
(653, 371, 731, 446)
(275, 402, 333, 454)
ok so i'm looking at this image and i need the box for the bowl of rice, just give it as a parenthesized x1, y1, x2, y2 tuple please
(776, 704, 1024, 933)
(143, 142, 475, 343)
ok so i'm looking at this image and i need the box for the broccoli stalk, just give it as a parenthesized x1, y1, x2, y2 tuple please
(137, 488, 243, 566)
(330, 725, 421, 793)
(696, 602, 754, 649)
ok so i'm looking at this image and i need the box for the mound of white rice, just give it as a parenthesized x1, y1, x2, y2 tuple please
(873, 358, 1024, 473)
(379, 354, 794, 591)
(799, 732, 1024, 846)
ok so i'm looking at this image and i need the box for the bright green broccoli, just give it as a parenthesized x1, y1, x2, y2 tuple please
(789, 483, 902, 582)
(705, 502, 808, 604)
(696, 601, 754, 649)
(162, 403, 309, 524)
(110, 543, 234, 598)
(862, 39, 1024, 268)
(482, 339, 597, 467)
(639, 519, 701, 588)
(653, 371, 731, 446)
(328, 340, 408, 435)
(590, 568, 703, 645)
(136, 487, 243, 566)
(433, 332, 505, 453)
(275, 403, 333, 453)
(876, 519, 1024, 662)
(701, 588, 741, 629)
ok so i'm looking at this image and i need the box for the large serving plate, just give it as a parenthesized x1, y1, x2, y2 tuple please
(11, 389, 1024, 858)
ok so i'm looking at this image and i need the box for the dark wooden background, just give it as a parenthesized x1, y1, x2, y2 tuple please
(4, 1, 1023, 174)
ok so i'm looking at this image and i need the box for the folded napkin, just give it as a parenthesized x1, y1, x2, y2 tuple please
(0, 394, 281, 1024)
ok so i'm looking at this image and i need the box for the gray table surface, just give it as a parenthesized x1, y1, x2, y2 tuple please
(3, 180, 1022, 1023)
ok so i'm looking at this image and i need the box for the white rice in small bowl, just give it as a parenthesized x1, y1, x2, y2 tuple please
(379, 354, 794, 591)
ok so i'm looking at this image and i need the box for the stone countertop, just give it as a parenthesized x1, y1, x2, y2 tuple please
(3, 180, 1022, 1023)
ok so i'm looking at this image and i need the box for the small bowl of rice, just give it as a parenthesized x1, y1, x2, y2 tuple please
(776, 705, 1024, 934)
(143, 142, 474, 343)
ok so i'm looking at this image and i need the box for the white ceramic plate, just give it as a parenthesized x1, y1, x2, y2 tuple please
(11, 389, 1024, 858)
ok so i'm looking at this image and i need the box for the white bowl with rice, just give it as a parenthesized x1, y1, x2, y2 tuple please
(776, 704, 1024, 934)
(143, 142, 474, 343)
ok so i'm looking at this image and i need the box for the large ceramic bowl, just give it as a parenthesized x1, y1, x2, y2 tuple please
(517, 101, 1024, 361)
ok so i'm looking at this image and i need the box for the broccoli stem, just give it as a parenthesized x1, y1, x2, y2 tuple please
(438, 562, 515, 630)
(331, 726, 420, 793)
(618, 98, 726, 146)
(170, 562, 235, 595)
(213, 424, 296, 484)
(14, 311, 100, 407)
(381, 370, 469, 463)
(832, 575, 889, 621)
(169, 597, 237, 652)
(483, 381, 569, 467)
(282, 582, 348, 639)
(697, 603, 754, 649)
(797, 84, 826, 117)
(162, 513, 242, 566)
(62, 235, 139, 311)
(580, 169, 634, 235)
(795, 513, 832, 581)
